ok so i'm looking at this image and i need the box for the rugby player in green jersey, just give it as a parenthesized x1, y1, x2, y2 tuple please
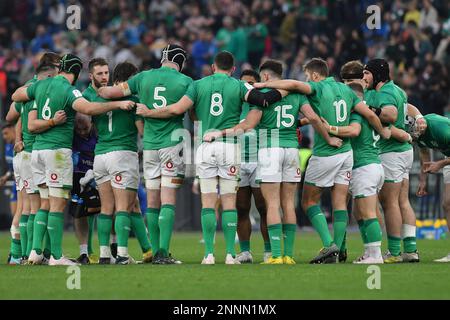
(136, 51, 288, 264)
(11, 54, 136, 265)
(6, 52, 61, 264)
(398, 113, 450, 262)
(363, 59, 419, 263)
(84, 59, 152, 265)
(205, 60, 343, 264)
(98, 45, 192, 264)
(322, 82, 385, 264)
(254, 58, 390, 263)
(235, 69, 270, 264)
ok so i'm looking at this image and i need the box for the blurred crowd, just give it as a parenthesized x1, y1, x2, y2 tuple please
(0, 0, 449, 118)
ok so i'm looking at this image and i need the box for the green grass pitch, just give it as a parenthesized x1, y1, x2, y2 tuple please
(0, 231, 449, 299)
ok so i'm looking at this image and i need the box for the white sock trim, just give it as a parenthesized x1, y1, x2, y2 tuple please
(401, 224, 416, 239)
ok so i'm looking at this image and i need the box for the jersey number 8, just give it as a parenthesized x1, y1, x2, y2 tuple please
(210, 93, 223, 116)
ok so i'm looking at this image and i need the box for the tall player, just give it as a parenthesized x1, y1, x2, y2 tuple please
(84, 59, 151, 265)
(363, 59, 419, 263)
(136, 51, 288, 264)
(255, 58, 390, 263)
(12, 53, 136, 265)
(98, 45, 191, 264)
(205, 60, 342, 264)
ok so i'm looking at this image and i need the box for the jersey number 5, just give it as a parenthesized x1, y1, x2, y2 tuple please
(153, 87, 167, 109)
(333, 100, 347, 123)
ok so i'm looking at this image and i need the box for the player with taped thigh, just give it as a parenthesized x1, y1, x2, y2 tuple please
(98, 45, 192, 264)
(363, 59, 419, 263)
(136, 51, 287, 264)
(254, 58, 390, 264)
(12, 53, 136, 266)
(236, 69, 270, 264)
(83, 59, 151, 265)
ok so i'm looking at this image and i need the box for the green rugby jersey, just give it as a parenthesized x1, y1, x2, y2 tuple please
(240, 102, 258, 163)
(416, 113, 450, 157)
(372, 81, 412, 154)
(307, 77, 361, 156)
(27, 75, 81, 150)
(15, 77, 38, 152)
(185, 73, 251, 142)
(349, 111, 381, 169)
(83, 84, 140, 155)
(127, 66, 193, 150)
(251, 92, 308, 148)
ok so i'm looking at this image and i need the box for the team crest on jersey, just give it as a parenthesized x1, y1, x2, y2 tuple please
(50, 173, 58, 181)
(115, 174, 123, 183)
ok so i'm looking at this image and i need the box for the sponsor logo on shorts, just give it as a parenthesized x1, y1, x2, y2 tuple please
(24, 180, 29, 187)
(50, 173, 58, 181)
(229, 166, 237, 176)
(296, 168, 301, 176)
(115, 174, 123, 183)
(166, 161, 174, 169)
(346, 171, 351, 180)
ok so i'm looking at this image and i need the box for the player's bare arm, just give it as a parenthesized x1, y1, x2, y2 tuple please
(417, 147, 431, 197)
(135, 119, 144, 137)
(253, 79, 313, 95)
(300, 103, 342, 147)
(321, 116, 361, 138)
(390, 126, 413, 143)
(354, 102, 391, 139)
(11, 86, 30, 102)
(136, 96, 193, 118)
(14, 118, 24, 153)
(407, 103, 427, 133)
(97, 82, 130, 99)
(28, 109, 67, 133)
(72, 97, 135, 115)
(375, 104, 397, 124)
(6, 102, 20, 123)
(203, 109, 262, 142)
(423, 158, 450, 174)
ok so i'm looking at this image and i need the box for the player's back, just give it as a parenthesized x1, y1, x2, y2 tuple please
(307, 77, 359, 156)
(29, 75, 78, 150)
(187, 73, 248, 139)
(253, 92, 306, 148)
(16, 77, 38, 152)
(128, 67, 193, 150)
(350, 112, 381, 169)
(375, 81, 411, 154)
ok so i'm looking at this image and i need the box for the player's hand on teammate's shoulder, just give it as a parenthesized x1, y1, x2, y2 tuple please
(53, 110, 67, 125)
(136, 103, 149, 116)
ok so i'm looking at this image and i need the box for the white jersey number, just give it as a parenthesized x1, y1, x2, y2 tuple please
(274, 105, 295, 128)
(372, 130, 380, 148)
(153, 87, 167, 109)
(210, 93, 223, 116)
(333, 100, 347, 123)
(42, 98, 52, 120)
(107, 111, 113, 133)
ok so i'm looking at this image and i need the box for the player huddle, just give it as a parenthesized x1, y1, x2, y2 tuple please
(4, 44, 450, 266)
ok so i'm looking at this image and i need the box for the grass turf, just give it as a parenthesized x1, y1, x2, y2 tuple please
(0, 231, 449, 299)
